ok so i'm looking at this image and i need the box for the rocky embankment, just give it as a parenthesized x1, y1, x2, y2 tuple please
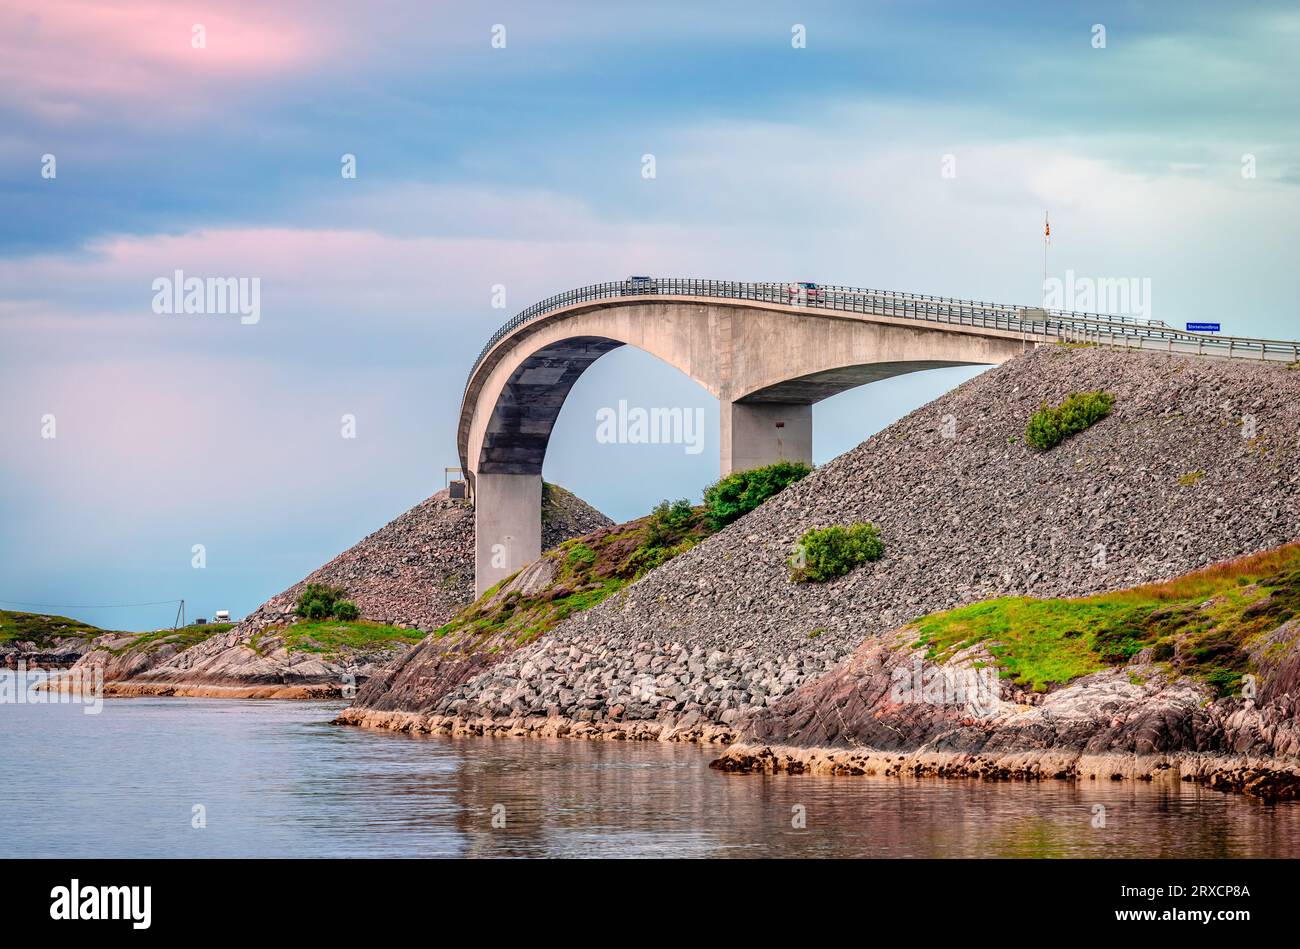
(339, 502, 734, 738)
(67, 484, 610, 698)
(711, 548, 1300, 800)
(340, 347, 1300, 782)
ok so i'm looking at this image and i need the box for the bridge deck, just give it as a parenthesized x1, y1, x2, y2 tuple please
(468, 279, 1300, 394)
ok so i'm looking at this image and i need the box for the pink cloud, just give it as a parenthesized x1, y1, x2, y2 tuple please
(0, 213, 692, 338)
(0, 0, 331, 119)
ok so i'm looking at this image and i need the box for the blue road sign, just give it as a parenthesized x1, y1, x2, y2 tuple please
(1186, 322, 1221, 333)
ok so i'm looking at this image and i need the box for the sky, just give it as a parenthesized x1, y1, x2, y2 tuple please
(1, 0, 1298, 631)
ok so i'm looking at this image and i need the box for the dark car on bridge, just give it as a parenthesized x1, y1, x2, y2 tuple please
(623, 275, 656, 294)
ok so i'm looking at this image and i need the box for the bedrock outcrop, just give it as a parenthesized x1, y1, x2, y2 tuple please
(710, 622, 1300, 799)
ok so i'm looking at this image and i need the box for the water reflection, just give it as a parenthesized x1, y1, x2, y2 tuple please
(2, 695, 1297, 858)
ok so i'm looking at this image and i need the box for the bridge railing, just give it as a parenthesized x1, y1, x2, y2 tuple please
(467, 279, 1300, 389)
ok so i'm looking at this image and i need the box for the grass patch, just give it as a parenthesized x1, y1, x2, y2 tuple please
(0, 611, 238, 657)
(437, 500, 716, 650)
(105, 623, 234, 656)
(271, 619, 426, 654)
(909, 543, 1300, 696)
(565, 543, 597, 569)
(0, 610, 105, 648)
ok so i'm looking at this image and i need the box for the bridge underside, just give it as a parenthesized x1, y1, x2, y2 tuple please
(739, 360, 975, 403)
(478, 336, 623, 475)
(464, 297, 1025, 595)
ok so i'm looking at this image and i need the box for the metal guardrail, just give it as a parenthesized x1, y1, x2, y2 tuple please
(467, 278, 1300, 390)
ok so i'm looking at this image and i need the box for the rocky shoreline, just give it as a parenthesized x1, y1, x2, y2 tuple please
(710, 744, 1300, 801)
(332, 705, 738, 743)
(49, 679, 340, 699)
(332, 696, 1300, 802)
(348, 628, 851, 735)
(64, 624, 407, 699)
(332, 705, 1300, 800)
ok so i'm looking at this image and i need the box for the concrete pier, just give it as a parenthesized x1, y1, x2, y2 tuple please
(721, 401, 813, 473)
(473, 472, 542, 596)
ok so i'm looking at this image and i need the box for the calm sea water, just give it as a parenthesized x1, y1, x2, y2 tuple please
(3, 688, 1299, 858)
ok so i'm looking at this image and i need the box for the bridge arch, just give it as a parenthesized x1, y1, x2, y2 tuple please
(458, 289, 1030, 595)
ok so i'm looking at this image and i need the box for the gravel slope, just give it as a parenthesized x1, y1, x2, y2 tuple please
(343, 347, 1300, 736)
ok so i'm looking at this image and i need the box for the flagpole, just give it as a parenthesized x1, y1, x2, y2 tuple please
(1043, 210, 1049, 307)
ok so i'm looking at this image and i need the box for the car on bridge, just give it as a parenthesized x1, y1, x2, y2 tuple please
(787, 281, 823, 303)
(622, 275, 656, 294)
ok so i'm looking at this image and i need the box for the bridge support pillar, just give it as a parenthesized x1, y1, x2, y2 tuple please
(720, 401, 812, 475)
(473, 472, 542, 598)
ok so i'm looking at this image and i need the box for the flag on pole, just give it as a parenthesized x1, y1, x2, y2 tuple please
(1044, 211, 1050, 244)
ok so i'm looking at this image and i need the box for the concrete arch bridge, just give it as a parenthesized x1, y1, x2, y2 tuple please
(460, 277, 1298, 594)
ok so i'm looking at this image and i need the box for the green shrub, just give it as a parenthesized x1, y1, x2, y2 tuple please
(1025, 390, 1114, 450)
(627, 539, 696, 578)
(659, 498, 696, 530)
(294, 583, 349, 621)
(790, 523, 884, 582)
(645, 498, 695, 547)
(630, 500, 705, 578)
(704, 461, 812, 529)
(334, 600, 360, 621)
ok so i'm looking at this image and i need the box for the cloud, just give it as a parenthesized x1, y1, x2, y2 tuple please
(0, 218, 686, 353)
(3, 1, 1298, 629)
(0, 0, 331, 121)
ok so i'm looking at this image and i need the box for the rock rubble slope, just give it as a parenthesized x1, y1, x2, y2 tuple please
(342, 347, 1300, 738)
